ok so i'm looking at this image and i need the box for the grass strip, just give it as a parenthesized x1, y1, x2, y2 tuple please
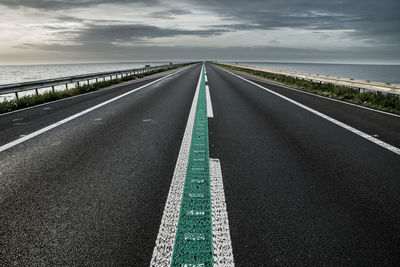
(0, 65, 188, 114)
(216, 63, 400, 115)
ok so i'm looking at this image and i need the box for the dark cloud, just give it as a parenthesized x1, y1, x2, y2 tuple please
(189, 0, 400, 45)
(13, 43, 400, 64)
(151, 8, 192, 19)
(3, 0, 399, 46)
(0, 0, 158, 10)
(56, 23, 228, 43)
(2, 0, 399, 63)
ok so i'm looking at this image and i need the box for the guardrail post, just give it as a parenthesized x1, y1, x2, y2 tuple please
(87, 79, 90, 85)
(103, 77, 106, 81)
(15, 92, 19, 100)
(35, 88, 39, 95)
(110, 75, 112, 80)
(77, 81, 80, 87)
(66, 83, 68, 90)
(96, 78, 98, 83)
(52, 85, 55, 92)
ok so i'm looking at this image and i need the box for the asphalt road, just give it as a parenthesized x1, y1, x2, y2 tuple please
(1, 62, 400, 266)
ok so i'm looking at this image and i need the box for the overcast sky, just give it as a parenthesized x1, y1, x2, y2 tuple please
(0, 0, 399, 64)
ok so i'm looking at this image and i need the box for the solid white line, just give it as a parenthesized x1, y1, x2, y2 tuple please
(218, 67, 400, 156)
(210, 158, 235, 266)
(0, 66, 193, 154)
(206, 85, 214, 118)
(217, 65, 400, 118)
(150, 67, 203, 266)
(205, 75, 208, 83)
(0, 65, 194, 117)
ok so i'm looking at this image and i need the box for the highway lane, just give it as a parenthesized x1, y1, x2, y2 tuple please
(206, 62, 400, 266)
(0, 63, 201, 265)
(221, 65, 400, 148)
(0, 66, 192, 147)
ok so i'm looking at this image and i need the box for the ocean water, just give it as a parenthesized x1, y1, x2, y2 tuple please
(1, 61, 399, 86)
(225, 62, 400, 84)
(1, 61, 399, 102)
(0, 61, 174, 85)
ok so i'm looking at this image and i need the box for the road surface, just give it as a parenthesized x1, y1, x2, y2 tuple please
(1, 62, 399, 266)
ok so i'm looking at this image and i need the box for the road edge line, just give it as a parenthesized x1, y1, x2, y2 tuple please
(215, 65, 400, 118)
(0, 65, 194, 117)
(0, 65, 195, 154)
(217, 66, 400, 156)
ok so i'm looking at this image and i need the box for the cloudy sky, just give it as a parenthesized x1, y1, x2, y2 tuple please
(0, 0, 399, 64)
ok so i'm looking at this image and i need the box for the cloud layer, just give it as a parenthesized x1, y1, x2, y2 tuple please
(0, 0, 399, 63)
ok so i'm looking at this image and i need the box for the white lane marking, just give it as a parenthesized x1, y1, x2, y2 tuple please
(210, 158, 235, 266)
(205, 75, 208, 83)
(12, 118, 23, 122)
(43, 107, 51, 110)
(206, 85, 214, 118)
(219, 66, 400, 156)
(0, 66, 194, 154)
(150, 67, 203, 266)
(218, 65, 400, 118)
(0, 65, 195, 117)
(94, 118, 103, 121)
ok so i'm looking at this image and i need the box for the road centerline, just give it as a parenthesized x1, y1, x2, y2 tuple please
(206, 85, 214, 118)
(171, 65, 213, 266)
(150, 65, 203, 266)
(152, 64, 234, 266)
(210, 158, 235, 266)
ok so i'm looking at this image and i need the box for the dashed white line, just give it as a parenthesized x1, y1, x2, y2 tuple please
(150, 67, 203, 266)
(0, 66, 193, 154)
(219, 66, 400, 156)
(206, 85, 214, 118)
(210, 158, 235, 266)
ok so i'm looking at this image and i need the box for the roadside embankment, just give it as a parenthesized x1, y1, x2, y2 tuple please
(216, 63, 400, 115)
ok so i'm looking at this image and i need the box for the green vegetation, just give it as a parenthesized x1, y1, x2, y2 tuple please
(0, 65, 186, 113)
(217, 63, 400, 115)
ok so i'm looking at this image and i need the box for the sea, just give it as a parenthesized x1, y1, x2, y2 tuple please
(223, 62, 400, 84)
(0, 61, 174, 85)
(1, 61, 400, 86)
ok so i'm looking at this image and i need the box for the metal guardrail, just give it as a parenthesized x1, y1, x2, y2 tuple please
(0, 63, 190, 100)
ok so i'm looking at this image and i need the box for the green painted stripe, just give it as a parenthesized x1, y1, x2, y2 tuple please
(171, 65, 213, 266)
